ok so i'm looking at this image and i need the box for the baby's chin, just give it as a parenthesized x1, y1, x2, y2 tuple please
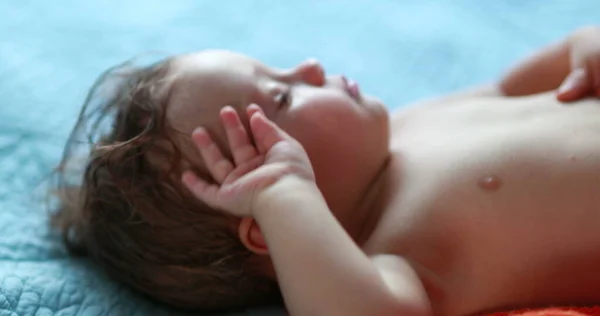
(362, 94, 389, 113)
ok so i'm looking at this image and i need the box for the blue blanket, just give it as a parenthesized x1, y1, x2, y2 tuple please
(1, 1, 598, 315)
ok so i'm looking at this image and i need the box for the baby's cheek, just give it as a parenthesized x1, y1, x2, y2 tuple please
(303, 102, 360, 127)
(279, 95, 363, 146)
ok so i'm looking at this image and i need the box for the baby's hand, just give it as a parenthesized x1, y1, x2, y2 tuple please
(182, 104, 315, 217)
(557, 26, 600, 102)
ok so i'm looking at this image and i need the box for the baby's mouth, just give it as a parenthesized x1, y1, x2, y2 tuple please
(342, 75, 361, 100)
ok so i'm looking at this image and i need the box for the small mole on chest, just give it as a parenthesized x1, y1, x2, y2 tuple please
(477, 175, 502, 192)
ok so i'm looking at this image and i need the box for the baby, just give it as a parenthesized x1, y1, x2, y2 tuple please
(52, 26, 600, 316)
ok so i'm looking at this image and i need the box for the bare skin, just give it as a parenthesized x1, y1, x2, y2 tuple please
(368, 92, 600, 315)
(179, 26, 600, 315)
(367, 27, 600, 315)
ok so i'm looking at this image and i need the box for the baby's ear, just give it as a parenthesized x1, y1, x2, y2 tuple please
(238, 217, 269, 255)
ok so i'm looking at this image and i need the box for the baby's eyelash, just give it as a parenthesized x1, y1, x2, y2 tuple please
(274, 89, 291, 107)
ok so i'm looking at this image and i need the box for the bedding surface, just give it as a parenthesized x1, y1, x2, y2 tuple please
(1, 1, 599, 315)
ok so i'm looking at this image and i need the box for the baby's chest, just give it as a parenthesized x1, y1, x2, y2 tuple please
(385, 95, 600, 314)
(390, 95, 600, 243)
(377, 155, 600, 316)
(391, 121, 600, 265)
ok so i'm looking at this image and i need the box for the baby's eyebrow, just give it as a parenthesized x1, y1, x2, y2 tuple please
(251, 60, 287, 78)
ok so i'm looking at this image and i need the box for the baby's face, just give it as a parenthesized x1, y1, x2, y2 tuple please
(166, 50, 390, 211)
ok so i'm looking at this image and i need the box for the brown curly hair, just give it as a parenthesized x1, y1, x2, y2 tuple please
(50, 57, 281, 311)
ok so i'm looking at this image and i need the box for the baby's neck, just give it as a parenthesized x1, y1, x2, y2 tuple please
(349, 155, 395, 247)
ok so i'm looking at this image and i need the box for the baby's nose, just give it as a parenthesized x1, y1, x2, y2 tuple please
(297, 59, 325, 86)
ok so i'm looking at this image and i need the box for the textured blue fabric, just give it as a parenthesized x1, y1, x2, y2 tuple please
(1, 1, 599, 315)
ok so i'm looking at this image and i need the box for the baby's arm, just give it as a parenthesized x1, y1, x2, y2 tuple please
(411, 26, 600, 108)
(183, 105, 431, 316)
(499, 37, 570, 97)
(254, 177, 431, 316)
(500, 26, 600, 100)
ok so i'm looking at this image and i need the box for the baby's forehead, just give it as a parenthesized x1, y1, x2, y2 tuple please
(170, 50, 259, 78)
(165, 51, 261, 133)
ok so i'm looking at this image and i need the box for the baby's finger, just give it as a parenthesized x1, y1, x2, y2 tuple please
(246, 104, 267, 153)
(250, 111, 293, 152)
(557, 68, 590, 102)
(192, 127, 234, 184)
(182, 171, 221, 208)
(246, 104, 264, 118)
(220, 106, 258, 166)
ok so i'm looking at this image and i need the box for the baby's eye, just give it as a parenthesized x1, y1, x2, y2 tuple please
(273, 89, 291, 108)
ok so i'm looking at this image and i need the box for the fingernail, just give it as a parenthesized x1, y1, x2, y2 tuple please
(221, 105, 234, 113)
(251, 104, 265, 114)
(558, 68, 586, 94)
(558, 69, 583, 94)
(252, 111, 263, 119)
(181, 171, 197, 186)
(192, 128, 211, 146)
(192, 127, 205, 135)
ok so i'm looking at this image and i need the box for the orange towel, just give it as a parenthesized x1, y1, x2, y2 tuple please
(484, 307, 600, 316)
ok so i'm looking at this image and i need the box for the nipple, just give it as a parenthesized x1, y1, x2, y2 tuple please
(477, 175, 502, 192)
